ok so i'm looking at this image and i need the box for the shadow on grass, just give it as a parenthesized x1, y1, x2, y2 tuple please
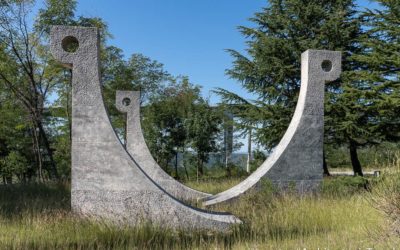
(0, 183, 70, 218)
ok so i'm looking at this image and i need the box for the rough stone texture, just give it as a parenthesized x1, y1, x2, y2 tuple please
(203, 50, 342, 206)
(50, 25, 240, 231)
(115, 90, 210, 201)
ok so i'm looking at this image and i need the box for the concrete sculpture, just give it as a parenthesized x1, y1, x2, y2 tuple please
(50, 25, 240, 231)
(115, 90, 210, 201)
(203, 50, 342, 206)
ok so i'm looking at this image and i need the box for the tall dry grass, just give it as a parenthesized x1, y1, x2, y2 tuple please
(0, 159, 400, 249)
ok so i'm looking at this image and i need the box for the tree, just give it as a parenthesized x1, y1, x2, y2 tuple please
(186, 100, 220, 178)
(102, 49, 171, 142)
(0, 92, 32, 183)
(325, 0, 400, 176)
(142, 77, 199, 176)
(0, 1, 62, 181)
(216, 0, 364, 174)
(356, 0, 399, 143)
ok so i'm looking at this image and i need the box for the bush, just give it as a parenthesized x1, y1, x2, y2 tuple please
(369, 165, 400, 237)
(321, 176, 369, 197)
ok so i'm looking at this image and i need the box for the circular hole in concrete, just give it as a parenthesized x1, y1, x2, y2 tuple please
(62, 36, 79, 53)
(122, 98, 131, 107)
(321, 60, 332, 72)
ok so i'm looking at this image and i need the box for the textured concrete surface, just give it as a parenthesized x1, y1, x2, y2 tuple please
(203, 50, 342, 206)
(115, 90, 210, 201)
(50, 25, 240, 230)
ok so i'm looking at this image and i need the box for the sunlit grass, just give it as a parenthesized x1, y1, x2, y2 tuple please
(1, 164, 400, 249)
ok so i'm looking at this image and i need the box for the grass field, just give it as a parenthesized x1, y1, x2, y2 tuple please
(0, 165, 399, 249)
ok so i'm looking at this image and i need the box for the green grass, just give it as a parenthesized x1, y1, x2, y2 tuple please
(0, 172, 399, 249)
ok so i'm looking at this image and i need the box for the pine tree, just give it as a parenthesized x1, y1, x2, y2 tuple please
(217, 0, 363, 173)
(356, 0, 399, 142)
(326, 0, 400, 176)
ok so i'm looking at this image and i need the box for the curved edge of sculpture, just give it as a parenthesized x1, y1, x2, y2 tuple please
(115, 91, 211, 201)
(50, 25, 240, 231)
(203, 50, 342, 207)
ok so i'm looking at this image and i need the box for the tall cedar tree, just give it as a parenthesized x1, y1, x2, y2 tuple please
(216, 0, 363, 175)
(355, 0, 399, 143)
(326, 0, 400, 176)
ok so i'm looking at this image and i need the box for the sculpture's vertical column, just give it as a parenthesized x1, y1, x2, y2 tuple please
(264, 50, 342, 191)
(115, 91, 140, 153)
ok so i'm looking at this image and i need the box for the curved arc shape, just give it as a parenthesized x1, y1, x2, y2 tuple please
(50, 25, 240, 230)
(203, 50, 342, 206)
(115, 90, 210, 200)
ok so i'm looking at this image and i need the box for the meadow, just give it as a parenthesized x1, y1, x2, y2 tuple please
(0, 161, 399, 249)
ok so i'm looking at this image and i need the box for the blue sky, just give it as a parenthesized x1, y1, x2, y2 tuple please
(75, 0, 267, 103)
(33, 0, 380, 104)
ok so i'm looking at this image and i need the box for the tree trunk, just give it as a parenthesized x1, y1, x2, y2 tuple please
(174, 152, 179, 180)
(32, 125, 43, 182)
(197, 157, 204, 177)
(246, 128, 252, 173)
(67, 69, 72, 143)
(38, 121, 59, 180)
(224, 112, 233, 176)
(349, 140, 363, 176)
(323, 150, 330, 176)
(181, 149, 189, 180)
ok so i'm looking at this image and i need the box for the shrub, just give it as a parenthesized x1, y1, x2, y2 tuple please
(321, 176, 369, 197)
(369, 164, 400, 237)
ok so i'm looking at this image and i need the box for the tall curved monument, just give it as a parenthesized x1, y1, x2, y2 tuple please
(203, 50, 342, 206)
(115, 90, 210, 201)
(50, 25, 240, 231)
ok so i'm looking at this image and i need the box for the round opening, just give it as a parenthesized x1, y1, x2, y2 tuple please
(62, 36, 79, 53)
(321, 60, 332, 72)
(122, 98, 131, 107)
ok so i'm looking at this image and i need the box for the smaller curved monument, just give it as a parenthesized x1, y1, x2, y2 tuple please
(115, 90, 210, 201)
(203, 50, 342, 206)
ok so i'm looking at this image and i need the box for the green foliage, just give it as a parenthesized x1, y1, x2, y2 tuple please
(0, 0, 398, 184)
(249, 149, 267, 173)
(142, 77, 221, 177)
(186, 100, 220, 175)
(102, 48, 172, 141)
(217, 0, 399, 175)
(321, 176, 369, 197)
(35, 0, 77, 33)
(350, 0, 400, 143)
(218, 0, 360, 150)
(326, 142, 400, 169)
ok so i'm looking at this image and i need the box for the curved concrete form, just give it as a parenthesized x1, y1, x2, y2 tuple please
(203, 50, 342, 207)
(115, 90, 210, 200)
(50, 25, 240, 231)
